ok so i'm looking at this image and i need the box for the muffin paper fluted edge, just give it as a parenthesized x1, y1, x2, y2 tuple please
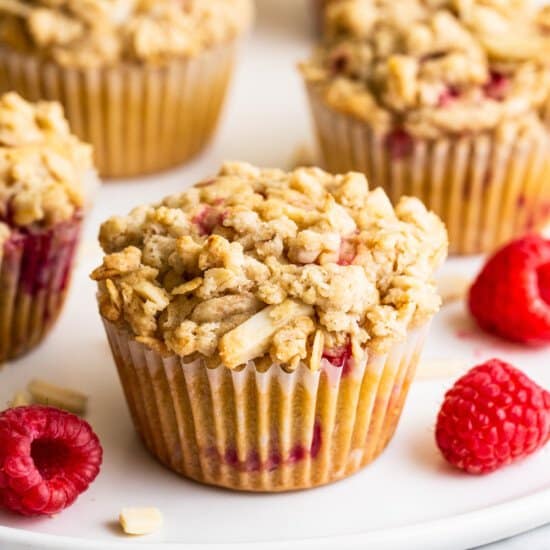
(0, 42, 238, 178)
(103, 318, 428, 492)
(0, 215, 82, 363)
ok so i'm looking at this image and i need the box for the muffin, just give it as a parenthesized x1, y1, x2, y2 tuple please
(0, 92, 93, 362)
(0, 0, 253, 178)
(302, 0, 550, 254)
(91, 161, 447, 492)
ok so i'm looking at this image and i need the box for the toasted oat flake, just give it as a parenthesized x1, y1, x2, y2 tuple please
(309, 329, 325, 372)
(28, 379, 88, 415)
(119, 507, 163, 536)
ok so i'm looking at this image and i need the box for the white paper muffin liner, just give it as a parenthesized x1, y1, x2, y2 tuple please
(307, 85, 550, 255)
(0, 215, 82, 363)
(0, 42, 238, 178)
(103, 319, 428, 492)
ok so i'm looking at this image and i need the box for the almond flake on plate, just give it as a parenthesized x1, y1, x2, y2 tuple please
(8, 390, 31, 408)
(416, 359, 470, 381)
(119, 507, 163, 536)
(27, 379, 88, 415)
(437, 274, 472, 305)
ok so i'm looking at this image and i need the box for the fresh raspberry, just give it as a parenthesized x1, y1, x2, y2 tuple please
(435, 359, 550, 474)
(0, 406, 103, 516)
(469, 235, 550, 345)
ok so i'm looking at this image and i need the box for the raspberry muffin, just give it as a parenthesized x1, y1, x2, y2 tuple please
(302, 0, 550, 254)
(92, 162, 447, 492)
(0, 0, 253, 178)
(0, 92, 94, 362)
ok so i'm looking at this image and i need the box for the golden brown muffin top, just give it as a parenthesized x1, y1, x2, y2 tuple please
(302, 0, 550, 138)
(0, 92, 91, 229)
(0, 0, 254, 67)
(92, 162, 447, 371)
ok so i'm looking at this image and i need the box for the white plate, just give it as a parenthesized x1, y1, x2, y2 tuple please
(2, 1, 550, 549)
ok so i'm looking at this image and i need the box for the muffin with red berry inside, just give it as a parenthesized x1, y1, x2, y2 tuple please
(91, 161, 447, 492)
(301, 0, 550, 254)
(0, 92, 94, 363)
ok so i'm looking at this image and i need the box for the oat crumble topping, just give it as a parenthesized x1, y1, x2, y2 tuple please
(302, 0, 550, 138)
(92, 162, 448, 371)
(0, 92, 91, 230)
(0, 0, 254, 67)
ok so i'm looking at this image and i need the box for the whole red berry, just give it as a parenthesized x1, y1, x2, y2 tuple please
(469, 235, 550, 345)
(0, 406, 103, 516)
(436, 359, 550, 474)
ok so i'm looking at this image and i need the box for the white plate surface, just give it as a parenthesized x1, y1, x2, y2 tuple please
(2, 1, 550, 549)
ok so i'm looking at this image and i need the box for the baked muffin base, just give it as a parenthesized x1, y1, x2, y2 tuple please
(0, 214, 82, 363)
(103, 319, 428, 492)
(307, 86, 550, 255)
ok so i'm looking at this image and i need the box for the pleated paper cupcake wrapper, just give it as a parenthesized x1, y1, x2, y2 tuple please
(0, 43, 237, 178)
(307, 86, 550, 255)
(104, 319, 428, 492)
(0, 215, 82, 363)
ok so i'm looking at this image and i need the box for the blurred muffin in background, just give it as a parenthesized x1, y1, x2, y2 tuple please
(302, 0, 550, 254)
(0, 0, 254, 178)
(0, 92, 94, 363)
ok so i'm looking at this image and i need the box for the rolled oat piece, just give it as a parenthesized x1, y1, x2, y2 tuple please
(301, 0, 550, 254)
(92, 161, 448, 492)
(0, 92, 94, 363)
(0, 0, 254, 178)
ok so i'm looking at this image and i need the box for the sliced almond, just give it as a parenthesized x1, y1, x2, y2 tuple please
(9, 390, 31, 408)
(105, 278, 122, 312)
(119, 507, 163, 536)
(219, 300, 314, 369)
(28, 379, 88, 416)
(437, 274, 472, 306)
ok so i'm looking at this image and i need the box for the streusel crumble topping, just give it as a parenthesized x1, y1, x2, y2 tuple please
(92, 162, 447, 371)
(302, 0, 550, 138)
(0, 92, 91, 229)
(0, 0, 254, 67)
